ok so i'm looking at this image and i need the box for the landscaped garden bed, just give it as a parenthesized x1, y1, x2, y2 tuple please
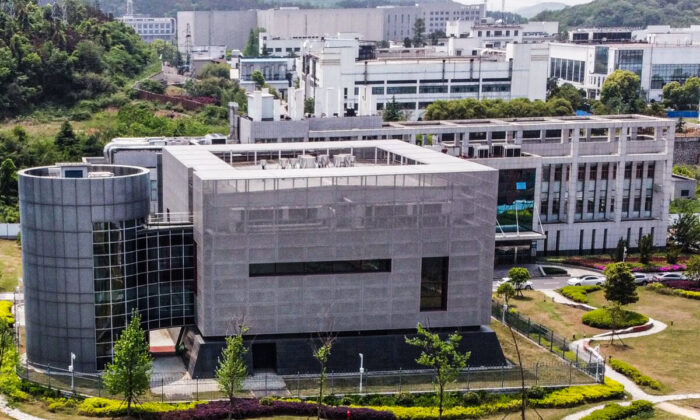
(581, 308, 649, 329)
(542, 254, 691, 273)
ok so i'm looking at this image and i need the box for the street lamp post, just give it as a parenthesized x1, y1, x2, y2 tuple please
(358, 353, 364, 394)
(68, 352, 76, 392)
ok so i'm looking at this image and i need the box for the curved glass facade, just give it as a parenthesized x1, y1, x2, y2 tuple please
(92, 219, 195, 369)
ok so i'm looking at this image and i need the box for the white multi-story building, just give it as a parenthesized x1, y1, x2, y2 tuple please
(446, 19, 558, 49)
(119, 16, 176, 43)
(298, 37, 548, 120)
(550, 26, 700, 100)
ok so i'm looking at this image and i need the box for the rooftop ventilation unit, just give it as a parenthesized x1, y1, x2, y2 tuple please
(88, 171, 115, 178)
(299, 155, 316, 168)
(333, 153, 354, 167)
(317, 154, 330, 168)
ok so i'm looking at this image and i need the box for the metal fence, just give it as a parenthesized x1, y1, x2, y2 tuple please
(18, 359, 599, 402)
(491, 302, 605, 383)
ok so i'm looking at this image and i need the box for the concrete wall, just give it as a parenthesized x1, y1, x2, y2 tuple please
(177, 10, 257, 52)
(674, 136, 700, 165)
(19, 165, 150, 372)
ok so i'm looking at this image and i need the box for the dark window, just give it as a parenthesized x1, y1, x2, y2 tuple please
(64, 169, 84, 178)
(249, 259, 392, 277)
(681, 189, 690, 197)
(420, 257, 448, 311)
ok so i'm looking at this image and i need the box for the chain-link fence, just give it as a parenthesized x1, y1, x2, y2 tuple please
(492, 302, 605, 382)
(18, 359, 600, 403)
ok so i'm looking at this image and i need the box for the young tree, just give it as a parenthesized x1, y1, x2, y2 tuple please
(402, 37, 412, 48)
(304, 97, 315, 115)
(670, 212, 700, 252)
(312, 335, 335, 420)
(406, 324, 470, 420)
(0, 159, 17, 199)
(603, 263, 638, 345)
(637, 233, 653, 265)
(383, 96, 402, 122)
(676, 117, 686, 133)
(613, 238, 627, 262)
(507, 267, 530, 297)
(685, 254, 700, 281)
(251, 70, 266, 89)
(412, 18, 426, 47)
(54, 121, 78, 156)
(216, 325, 249, 406)
(243, 28, 265, 57)
(497, 282, 516, 307)
(103, 311, 152, 416)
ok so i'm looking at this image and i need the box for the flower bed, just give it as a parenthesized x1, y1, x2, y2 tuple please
(663, 280, 700, 291)
(159, 399, 396, 420)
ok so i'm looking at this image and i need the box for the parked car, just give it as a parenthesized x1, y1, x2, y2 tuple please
(567, 275, 606, 286)
(651, 272, 688, 282)
(497, 277, 533, 290)
(633, 272, 649, 285)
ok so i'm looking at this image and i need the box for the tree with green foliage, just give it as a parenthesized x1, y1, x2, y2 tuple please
(429, 30, 446, 46)
(548, 83, 587, 111)
(152, 39, 180, 66)
(676, 117, 686, 134)
(507, 267, 531, 297)
(412, 18, 426, 47)
(384, 96, 402, 122)
(685, 255, 700, 281)
(0, 159, 17, 199)
(613, 238, 627, 262)
(670, 212, 700, 252)
(216, 325, 249, 405)
(496, 282, 516, 307)
(603, 263, 639, 345)
(403, 37, 412, 48)
(54, 121, 78, 156)
(312, 335, 334, 420)
(406, 323, 470, 420)
(637, 234, 653, 265)
(0, 318, 13, 371)
(139, 79, 165, 94)
(251, 70, 266, 89)
(662, 77, 700, 110)
(599, 70, 646, 114)
(304, 97, 315, 115)
(243, 28, 265, 57)
(423, 97, 573, 120)
(199, 63, 231, 79)
(103, 311, 152, 416)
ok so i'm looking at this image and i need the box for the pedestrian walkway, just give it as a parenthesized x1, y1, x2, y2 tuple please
(0, 394, 44, 420)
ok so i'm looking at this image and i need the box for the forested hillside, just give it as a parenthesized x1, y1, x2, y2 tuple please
(535, 0, 700, 30)
(0, 0, 152, 118)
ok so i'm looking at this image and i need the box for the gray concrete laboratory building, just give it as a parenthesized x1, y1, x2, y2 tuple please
(19, 142, 506, 376)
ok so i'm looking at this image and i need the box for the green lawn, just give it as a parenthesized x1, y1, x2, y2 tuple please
(0, 239, 21, 292)
(494, 291, 602, 340)
(588, 289, 700, 394)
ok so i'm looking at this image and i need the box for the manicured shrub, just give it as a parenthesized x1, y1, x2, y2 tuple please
(0, 301, 14, 325)
(541, 266, 568, 276)
(527, 386, 547, 399)
(78, 397, 201, 417)
(609, 359, 661, 390)
(529, 379, 625, 408)
(19, 381, 61, 398)
(560, 285, 602, 303)
(580, 400, 653, 420)
(646, 283, 700, 300)
(581, 308, 648, 329)
(47, 397, 79, 413)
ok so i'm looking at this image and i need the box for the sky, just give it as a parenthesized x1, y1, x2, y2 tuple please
(456, 0, 593, 12)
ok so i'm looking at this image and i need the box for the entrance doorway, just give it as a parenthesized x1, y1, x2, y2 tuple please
(252, 343, 277, 371)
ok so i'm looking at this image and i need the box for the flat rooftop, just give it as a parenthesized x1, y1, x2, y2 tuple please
(164, 140, 495, 181)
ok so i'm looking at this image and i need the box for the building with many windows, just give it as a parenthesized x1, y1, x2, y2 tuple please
(549, 26, 700, 100)
(176, 1, 485, 52)
(119, 15, 176, 43)
(298, 37, 548, 120)
(19, 142, 505, 375)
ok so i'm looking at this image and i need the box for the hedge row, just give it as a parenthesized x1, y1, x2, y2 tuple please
(560, 286, 602, 303)
(581, 308, 648, 329)
(663, 281, 700, 291)
(159, 399, 396, 420)
(78, 398, 202, 417)
(0, 301, 14, 325)
(646, 283, 700, 300)
(580, 400, 654, 420)
(609, 359, 662, 390)
(364, 380, 626, 419)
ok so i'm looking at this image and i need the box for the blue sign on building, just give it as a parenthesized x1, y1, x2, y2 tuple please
(516, 182, 527, 190)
